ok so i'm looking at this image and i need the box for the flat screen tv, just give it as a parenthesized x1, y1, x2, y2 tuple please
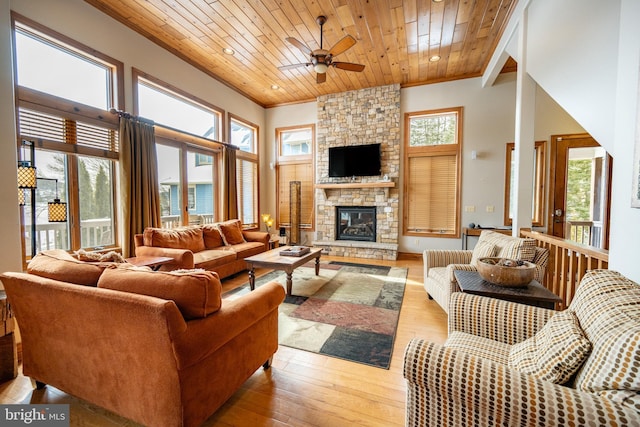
(328, 143, 381, 177)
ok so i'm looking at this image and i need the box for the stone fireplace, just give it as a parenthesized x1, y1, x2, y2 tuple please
(336, 206, 376, 242)
(312, 84, 400, 260)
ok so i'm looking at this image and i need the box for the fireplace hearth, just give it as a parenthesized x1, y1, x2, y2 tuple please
(336, 206, 376, 242)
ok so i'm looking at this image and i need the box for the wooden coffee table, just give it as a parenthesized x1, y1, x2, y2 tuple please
(244, 246, 323, 295)
(454, 270, 561, 309)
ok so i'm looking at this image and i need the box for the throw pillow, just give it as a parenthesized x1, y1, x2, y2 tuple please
(27, 249, 107, 286)
(97, 266, 222, 319)
(202, 224, 224, 248)
(217, 220, 246, 245)
(470, 240, 497, 266)
(508, 310, 592, 384)
(499, 238, 537, 262)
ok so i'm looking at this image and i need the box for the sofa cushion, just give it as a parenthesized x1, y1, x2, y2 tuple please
(222, 241, 266, 259)
(202, 224, 224, 249)
(143, 226, 206, 253)
(570, 270, 640, 397)
(470, 239, 497, 266)
(445, 331, 511, 365)
(217, 220, 246, 245)
(98, 266, 222, 319)
(508, 309, 591, 384)
(27, 249, 107, 286)
(193, 249, 237, 270)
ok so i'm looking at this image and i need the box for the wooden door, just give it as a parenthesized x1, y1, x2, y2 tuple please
(548, 134, 612, 249)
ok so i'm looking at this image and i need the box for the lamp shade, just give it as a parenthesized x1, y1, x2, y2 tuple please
(48, 199, 67, 222)
(314, 63, 328, 74)
(17, 162, 37, 189)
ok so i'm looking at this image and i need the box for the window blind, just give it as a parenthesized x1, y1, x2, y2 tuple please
(278, 163, 313, 227)
(407, 155, 457, 235)
(18, 108, 119, 158)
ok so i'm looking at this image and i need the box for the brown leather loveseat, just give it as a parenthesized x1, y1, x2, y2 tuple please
(134, 219, 269, 278)
(1, 250, 285, 427)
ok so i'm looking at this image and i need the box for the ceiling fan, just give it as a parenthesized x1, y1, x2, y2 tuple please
(279, 15, 365, 83)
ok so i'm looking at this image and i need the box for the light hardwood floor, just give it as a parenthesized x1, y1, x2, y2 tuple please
(0, 255, 448, 426)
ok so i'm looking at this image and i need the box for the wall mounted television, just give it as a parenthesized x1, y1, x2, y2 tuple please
(328, 143, 382, 177)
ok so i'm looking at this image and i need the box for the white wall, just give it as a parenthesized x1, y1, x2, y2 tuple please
(524, 0, 620, 150)
(609, 0, 640, 280)
(0, 0, 23, 276)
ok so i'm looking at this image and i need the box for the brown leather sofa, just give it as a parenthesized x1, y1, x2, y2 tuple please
(134, 219, 269, 278)
(1, 250, 285, 427)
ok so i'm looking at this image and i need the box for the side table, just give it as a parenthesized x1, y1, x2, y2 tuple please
(0, 290, 17, 382)
(454, 270, 561, 309)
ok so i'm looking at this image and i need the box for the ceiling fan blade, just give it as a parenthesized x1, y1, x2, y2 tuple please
(333, 62, 365, 72)
(278, 62, 312, 71)
(316, 72, 326, 84)
(328, 35, 356, 57)
(285, 37, 312, 55)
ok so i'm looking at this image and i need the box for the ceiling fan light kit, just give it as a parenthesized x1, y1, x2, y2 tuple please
(279, 15, 365, 83)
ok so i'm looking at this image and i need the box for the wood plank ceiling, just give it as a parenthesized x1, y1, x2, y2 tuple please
(84, 0, 518, 108)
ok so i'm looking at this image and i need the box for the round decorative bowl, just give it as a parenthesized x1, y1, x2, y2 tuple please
(476, 257, 536, 287)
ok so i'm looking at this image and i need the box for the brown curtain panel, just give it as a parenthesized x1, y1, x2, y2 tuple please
(119, 117, 161, 257)
(223, 146, 238, 220)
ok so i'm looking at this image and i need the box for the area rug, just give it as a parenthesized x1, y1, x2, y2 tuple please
(224, 261, 407, 369)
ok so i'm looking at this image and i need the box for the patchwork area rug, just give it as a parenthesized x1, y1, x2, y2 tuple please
(224, 261, 407, 369)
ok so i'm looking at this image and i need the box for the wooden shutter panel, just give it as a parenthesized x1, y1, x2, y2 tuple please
(278, 162, 313, 227)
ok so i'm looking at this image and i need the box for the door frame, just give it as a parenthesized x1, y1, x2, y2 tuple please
(548, 133, 612, 249)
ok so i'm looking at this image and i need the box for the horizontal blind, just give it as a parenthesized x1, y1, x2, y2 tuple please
(407, 155, 457, 234)
(237, 158, 257, 227)
(19, 108, 119, 155)
(278, 163, 313, 227)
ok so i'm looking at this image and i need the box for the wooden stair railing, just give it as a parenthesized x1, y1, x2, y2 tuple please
(519, 230, 609, 310)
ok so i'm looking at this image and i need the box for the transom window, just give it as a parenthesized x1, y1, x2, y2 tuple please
(14, 24, 113, 110)
(136, 75, 222, 140)
(404, 107, 462, 238)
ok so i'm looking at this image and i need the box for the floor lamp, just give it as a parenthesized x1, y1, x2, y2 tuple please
(289, 181, 301, 245)
(17, 140, 67, 257)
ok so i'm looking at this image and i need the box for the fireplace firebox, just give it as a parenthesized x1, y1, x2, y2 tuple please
(336, 206, 376, 242)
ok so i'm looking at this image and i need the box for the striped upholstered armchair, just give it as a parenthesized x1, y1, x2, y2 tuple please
(404, 269, 640, 426)
(423, 230, 549, 313)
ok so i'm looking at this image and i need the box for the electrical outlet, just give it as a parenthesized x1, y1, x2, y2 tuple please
(486, 205, 494, 213)
(465, 205, 475, 212)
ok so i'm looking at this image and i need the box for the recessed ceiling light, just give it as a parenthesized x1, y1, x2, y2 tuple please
(222, 48, 235, 55)
(271, 84, 280, 90)
(429, 55, 441, 62)
(432, 0, 444, 3)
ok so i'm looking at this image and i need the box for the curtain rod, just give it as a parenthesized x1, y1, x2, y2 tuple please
(110, 108, 238, 151)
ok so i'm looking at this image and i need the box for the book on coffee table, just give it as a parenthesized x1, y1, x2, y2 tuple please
(279, 246, 310, 257)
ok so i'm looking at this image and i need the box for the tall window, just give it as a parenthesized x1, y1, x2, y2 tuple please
(135, 71, 222, 227)
(230, 115, 259, 228)
(504, 141, 546, 227)
(404, 107, 462, 237)
(14, 17, 122, 259)
(276, 125, 315, 229)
